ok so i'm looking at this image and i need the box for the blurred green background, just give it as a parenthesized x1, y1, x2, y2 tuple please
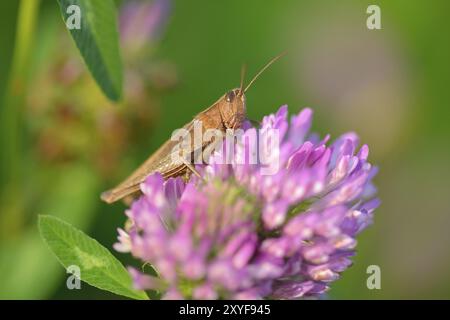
(1, 0, 450, 299)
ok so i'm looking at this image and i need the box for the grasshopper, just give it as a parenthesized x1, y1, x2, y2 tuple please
(101, 53, 285, 204)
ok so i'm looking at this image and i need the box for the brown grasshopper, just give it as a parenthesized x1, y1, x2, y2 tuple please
(101, 53, 285, 204)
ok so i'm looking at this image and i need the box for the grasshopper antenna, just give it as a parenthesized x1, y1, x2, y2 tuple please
(238, 64, 247, 96)
(244, 51, 287, 93)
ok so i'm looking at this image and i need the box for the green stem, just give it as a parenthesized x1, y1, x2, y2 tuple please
(0, 0, 41, 239)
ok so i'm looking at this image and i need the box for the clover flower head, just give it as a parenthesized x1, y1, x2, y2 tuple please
(120, 0, 171, 51)
(115, 105, 379, 299)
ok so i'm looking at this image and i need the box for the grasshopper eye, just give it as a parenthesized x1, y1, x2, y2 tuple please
(226, 91, 235, 102)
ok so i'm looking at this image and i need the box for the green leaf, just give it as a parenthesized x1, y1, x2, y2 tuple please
(0, 164, 99, 299)
(57, 0, 123, 101)
(39, 215, 148, 300)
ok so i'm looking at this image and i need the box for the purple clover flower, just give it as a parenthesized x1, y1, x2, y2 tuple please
(119, 0, 171, 51)
(114, 105, 379, 299)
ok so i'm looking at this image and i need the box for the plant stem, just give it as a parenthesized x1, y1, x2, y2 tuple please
(0, 0, 41, 239)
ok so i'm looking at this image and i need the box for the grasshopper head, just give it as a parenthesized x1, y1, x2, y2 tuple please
(220, 88, 246, 129)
